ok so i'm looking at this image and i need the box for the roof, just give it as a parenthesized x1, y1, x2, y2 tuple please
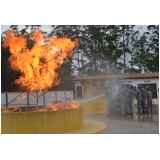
(73, 73, 159, 81)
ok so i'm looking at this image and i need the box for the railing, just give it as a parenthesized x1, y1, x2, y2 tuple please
(1, 91, 73, 108)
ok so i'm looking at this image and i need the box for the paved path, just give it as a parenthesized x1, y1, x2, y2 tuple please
(84, 113, 159, 134)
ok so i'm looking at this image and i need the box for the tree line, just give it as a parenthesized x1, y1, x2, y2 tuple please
(1, 25, 159, 92)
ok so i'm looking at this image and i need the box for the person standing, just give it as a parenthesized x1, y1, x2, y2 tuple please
(138, 85, 147, 114)
(106, 82, 115, 116)
(146, 86, 153, 113)
(120, 84, 130, 116)
(115, 85, 123, 116)
(133, 85, 142, 115)
(128, 85, 134, 116)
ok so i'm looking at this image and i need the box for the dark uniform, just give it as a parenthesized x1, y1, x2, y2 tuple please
(133, 86, 142, 114)
(146, 86, 153, 113)
(139, 85, 147, 114)
(120, 85, 130, 116)
(128, 88, 134, 115)
(106, 81, 122, 116)
(107, 87, 115, 116)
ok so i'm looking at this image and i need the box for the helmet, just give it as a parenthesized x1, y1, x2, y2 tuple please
(130, 84, 133, 88)
(146, 86, 150, 89)
(138, 85, 142, 88)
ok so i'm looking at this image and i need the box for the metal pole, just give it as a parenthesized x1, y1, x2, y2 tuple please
(65, 91, 66, 102)
(27, 93, 29, 107)
(5, 92, 8, 108)
(43, 92, 45, 106)
(36, 91, 38, 107)
(2, 92, 25, 108)
(55, 91, 57, 102)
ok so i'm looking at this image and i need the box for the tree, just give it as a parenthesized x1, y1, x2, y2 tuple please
(102, 25, 123, 74)
(130, 25, 159, 73)
(145, 25, 159, 72)
(118, 25, 135, 73)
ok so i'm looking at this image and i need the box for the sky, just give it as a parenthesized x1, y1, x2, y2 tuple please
(1, 25, 148, 34)
(1, 25, 53, 34)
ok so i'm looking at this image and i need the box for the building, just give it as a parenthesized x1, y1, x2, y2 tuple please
(73, 73, 159, 104)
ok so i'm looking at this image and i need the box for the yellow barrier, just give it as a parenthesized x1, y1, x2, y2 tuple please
(1, 107, 83, 134)
(79, 98, 108, 115)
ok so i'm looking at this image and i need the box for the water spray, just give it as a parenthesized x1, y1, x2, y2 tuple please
(55, 94, 104, 106)
(76, 94, 104, 103)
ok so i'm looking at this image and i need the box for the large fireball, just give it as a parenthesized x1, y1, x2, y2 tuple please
(3, 30, 78, 92)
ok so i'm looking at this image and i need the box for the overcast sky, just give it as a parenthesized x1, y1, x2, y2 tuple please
(1, 25, 53, 34)
(1, 25, 148, 34)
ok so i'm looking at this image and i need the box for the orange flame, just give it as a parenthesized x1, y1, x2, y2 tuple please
(48, 101, 80, 111)
(16, 93, 26, 100)
(3, 30, 78, 92)
(2, 105, 22, 112)
(2, 109, 11, 112)
(12, 106, 23, 112)
(1, 102, 80, 112)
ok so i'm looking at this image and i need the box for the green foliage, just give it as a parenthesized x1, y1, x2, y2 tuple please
(131, 25, 159, 72)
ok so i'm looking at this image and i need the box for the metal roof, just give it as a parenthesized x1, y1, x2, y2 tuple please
(73, 73, 159, 81)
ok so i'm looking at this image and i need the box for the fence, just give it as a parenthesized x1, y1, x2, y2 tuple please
(1, 91, 73, 108)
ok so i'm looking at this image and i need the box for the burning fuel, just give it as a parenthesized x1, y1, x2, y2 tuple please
(2, 30, 78, 92)
(2, 29, 79, 110)
(48, 101, 80, 111)
(2, 105, 23, 112)
(2, 101, 80, 113)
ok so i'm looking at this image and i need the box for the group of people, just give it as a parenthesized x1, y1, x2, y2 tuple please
(107, 81, 153, 116)
(132, 85, 153, 115)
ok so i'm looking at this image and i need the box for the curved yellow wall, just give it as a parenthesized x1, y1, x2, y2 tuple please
(1, 107, 83, 134)
(79, 98, 108, 115)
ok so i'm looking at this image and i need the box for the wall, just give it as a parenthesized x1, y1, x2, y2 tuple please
(75, 80, 107, 99)
(122, 78, 159, 104)
(75, 78, 159, 104)
(79, 98, 108, 115)
(75, 81, 84, 99)
(1, 91, 73, 108)
(1, 107, 83, 134)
